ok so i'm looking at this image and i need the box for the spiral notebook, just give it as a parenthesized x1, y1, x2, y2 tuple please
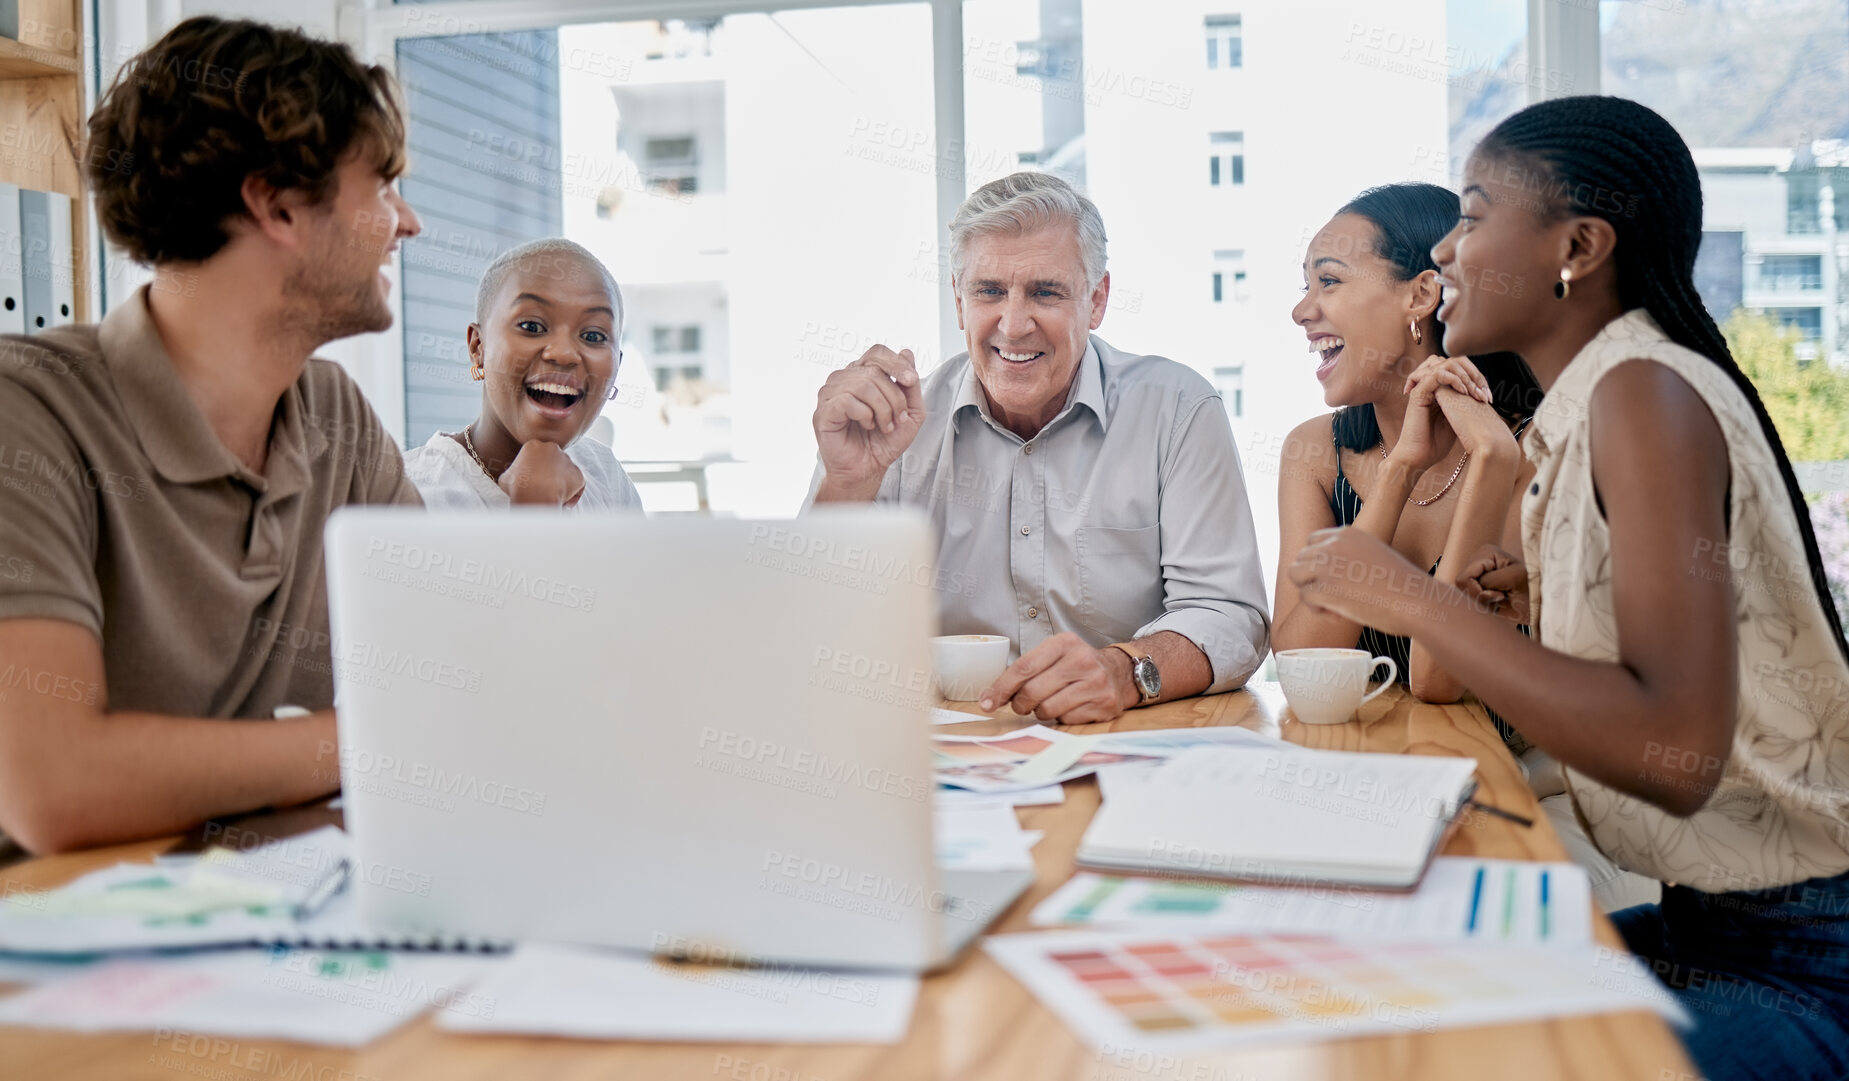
(0, 826, 506, 956)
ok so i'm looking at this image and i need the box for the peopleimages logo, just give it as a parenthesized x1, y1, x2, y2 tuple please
(364, 537, 597, 611)
(320, 741, 547, 817)
(698, 726, 930, 802)
(745, 523, 977, 595)
(338, 640, 482, 693)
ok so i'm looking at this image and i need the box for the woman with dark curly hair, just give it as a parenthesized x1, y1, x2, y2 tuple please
(0, 16, 423, 854)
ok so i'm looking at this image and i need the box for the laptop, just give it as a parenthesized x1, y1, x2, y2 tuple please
(323, 507, 1031, 971)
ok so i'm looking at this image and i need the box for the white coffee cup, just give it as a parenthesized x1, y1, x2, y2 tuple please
(1275, 648, 1398, 725)
(932, 634, 1011, 702)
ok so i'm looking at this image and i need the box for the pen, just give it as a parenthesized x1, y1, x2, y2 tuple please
(1466, 797, 1535, 829)
(294, 858, 351, 922)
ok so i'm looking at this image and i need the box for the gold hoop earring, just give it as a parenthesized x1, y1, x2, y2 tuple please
(470, 362, 485, 382)
(1553, 268, 1573, 301)
(1409, 320, 1423, 346)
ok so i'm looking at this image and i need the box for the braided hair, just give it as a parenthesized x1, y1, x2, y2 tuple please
(1477, 95, 1849, 663)
(1329, 183, 1541, 452)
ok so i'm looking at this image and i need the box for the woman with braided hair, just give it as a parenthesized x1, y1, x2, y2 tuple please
(1287, 95, 1849, 1079)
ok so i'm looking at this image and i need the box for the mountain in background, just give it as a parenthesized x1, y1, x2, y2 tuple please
(1451, 0, 1849, 162)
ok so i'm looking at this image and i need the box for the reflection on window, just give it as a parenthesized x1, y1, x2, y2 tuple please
(1205, 15, 1242, 69)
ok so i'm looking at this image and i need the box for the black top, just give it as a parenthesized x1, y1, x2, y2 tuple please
(1329, 417, 1427, 687)
(1327, 408, 1532, 754)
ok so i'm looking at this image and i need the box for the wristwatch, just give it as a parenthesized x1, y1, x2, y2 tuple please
(1110, 643, 1161, 705)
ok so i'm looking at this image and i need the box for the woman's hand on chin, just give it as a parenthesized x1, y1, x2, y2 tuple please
(499, 441, 586, 506)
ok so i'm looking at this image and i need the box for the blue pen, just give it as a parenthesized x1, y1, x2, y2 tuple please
(1466, 866, 1485, 933)
(1540, 870, 1552, 940)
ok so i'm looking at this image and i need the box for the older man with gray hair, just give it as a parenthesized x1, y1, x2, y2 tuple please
(811, 171, 1269, 725)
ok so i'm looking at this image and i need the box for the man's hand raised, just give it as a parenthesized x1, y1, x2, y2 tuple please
(813, 346, 926, 502)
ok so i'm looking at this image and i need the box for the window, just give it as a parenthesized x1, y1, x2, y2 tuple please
(380, 0, 1517, 526)
(1213, 366, 1245, 418)
(1759, 254, 1823, 292)
(1205, 15, 1241, 69)
(1209, 132, 1244, 187)
(652, 324, 704, 353)
(1602, 0, 1847, 371)
(1214, 250, 1246, 302)
(652, 363, 708, 391)
(1770, 307, 1824, 343)
(644, 136, 699, 195)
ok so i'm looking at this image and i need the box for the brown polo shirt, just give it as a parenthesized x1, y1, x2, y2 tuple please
(0, 285, 421, 718)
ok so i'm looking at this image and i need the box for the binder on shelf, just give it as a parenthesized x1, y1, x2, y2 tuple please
(0, 182, 24, 335)
(20, 188, 72, 334)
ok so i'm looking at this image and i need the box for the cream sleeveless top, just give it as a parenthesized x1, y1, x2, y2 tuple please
(1524, 309, 1849, 891)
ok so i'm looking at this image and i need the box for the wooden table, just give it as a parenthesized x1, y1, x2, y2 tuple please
(0, 684, 1695, 1081)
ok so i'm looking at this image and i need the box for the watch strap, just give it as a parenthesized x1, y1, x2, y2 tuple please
(1110, 642, 1146, 665)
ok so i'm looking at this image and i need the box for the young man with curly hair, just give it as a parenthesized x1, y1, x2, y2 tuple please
(0, 17, 423, 853)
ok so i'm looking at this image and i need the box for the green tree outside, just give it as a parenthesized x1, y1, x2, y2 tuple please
(1724, 309, 1849, 462)
(1722, 309, 1849, 617)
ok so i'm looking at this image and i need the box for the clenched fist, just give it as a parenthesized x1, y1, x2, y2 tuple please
(498, 440, 585, 507)
(812, 346, 927, 502)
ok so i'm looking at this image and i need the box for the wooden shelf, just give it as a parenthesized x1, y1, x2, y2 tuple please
(0, 1, 88, 321)
(0, 36, 77, 80)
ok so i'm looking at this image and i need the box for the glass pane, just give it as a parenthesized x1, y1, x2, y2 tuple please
(1600, 0, 1849, 602)
(1601, 0, 1847, 371)
(963, 0, 1461, 593)
(553, 5, 936, 512)
(1444, 0, 1529, 188)
(395, 26, 565, 447)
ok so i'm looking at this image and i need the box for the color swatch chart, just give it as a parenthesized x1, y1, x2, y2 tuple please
(1031, 859, 1593, 947)
(983, 930, 1686, 1054)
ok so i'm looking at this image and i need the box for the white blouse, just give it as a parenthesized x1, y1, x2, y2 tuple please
(401, 432, 644, 513)
(1526, 309, 1849, 891)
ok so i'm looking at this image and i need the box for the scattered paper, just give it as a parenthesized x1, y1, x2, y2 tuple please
(1093, 763, 1162, 801)
(984, 929, 1687, 1056)
(0, 955, 100, 987)
(0, 827, 502, 955)
(935, 784, 1064, 808)
(1033, 859, 1593, 947)
(931, 707, 985, 725)
(0, 947, 499, 1046)
(934, 805, 1043, 872)
(934, 725, 1281, 794)
(438, 941, 919, 1043)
